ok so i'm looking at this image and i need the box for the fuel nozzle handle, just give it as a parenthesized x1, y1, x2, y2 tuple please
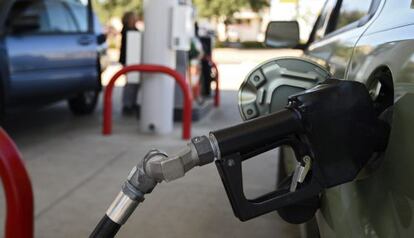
(213, 79, 391, 223)
(210, 108, 304, 160)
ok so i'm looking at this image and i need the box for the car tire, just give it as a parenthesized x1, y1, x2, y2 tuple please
(68, 90, 100, 115)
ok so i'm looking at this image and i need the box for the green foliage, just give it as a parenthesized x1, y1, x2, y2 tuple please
(92, 0, 143, 23)
(91, 0, 268, 25)
(248, 0, 269, 12)
(194, 0, 269, 19)
(194, 0, 244, 19)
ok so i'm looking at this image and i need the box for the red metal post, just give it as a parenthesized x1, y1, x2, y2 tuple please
(0, 128, 34, 238)
(103, 64, 192, 140)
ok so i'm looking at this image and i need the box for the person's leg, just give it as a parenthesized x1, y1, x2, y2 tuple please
(122, 83, 140, 115)
(201, 59, 212, 97)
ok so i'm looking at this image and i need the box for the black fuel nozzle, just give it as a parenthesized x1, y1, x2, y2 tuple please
(211, 79, 390, 223)
(91, 79, 390, 236)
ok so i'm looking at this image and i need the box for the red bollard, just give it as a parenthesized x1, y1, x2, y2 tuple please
(103, 64, 192, 140)
(0, 128, 34, 238)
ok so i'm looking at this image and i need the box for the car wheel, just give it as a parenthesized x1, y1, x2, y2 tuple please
(68, 90, 99, 115)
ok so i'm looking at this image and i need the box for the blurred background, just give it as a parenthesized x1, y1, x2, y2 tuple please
(97, 0, 325, 89)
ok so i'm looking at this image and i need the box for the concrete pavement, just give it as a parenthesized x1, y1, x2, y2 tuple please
(0, 49, 301, 238)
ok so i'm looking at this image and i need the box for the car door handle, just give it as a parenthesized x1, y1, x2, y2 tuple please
(78, 36, 94, 46)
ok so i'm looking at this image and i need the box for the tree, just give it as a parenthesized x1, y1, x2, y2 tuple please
(248, 0, 269, 12)
(193, 0, 269, 41)
(92, 0, 269, 27)
(194, 0, 269, 19)
(92, 0, 143, 23)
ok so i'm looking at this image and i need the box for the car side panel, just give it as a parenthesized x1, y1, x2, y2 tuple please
(318, 93, 414, 238)
(5, 34, 98, 106)
(306, 28, 363, 79)
(317, 4, 414, 236)
(305, 0, 384, 80)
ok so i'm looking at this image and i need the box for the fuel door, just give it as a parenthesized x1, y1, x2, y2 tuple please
(238, 57, 331, 121)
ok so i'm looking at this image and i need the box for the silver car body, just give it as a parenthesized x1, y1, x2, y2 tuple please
(301, 0, 414, 236)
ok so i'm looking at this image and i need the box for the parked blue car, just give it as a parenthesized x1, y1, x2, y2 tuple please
(0, 0, 106, 120)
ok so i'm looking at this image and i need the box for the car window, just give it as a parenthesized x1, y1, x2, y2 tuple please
(44, 1, 78, 33)
(93, 14, 104, 34)
(314, 0, 337, 41)
(6, 1, 50, 34)
(64, 0, 89, 32)
(333, 0, 372, 31)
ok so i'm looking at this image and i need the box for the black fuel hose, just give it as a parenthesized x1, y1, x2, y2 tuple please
(90, 215, 121, 238)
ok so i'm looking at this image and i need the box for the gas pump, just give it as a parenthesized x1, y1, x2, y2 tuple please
(140, 0, 194, 134)
(91, 58, 390, 238)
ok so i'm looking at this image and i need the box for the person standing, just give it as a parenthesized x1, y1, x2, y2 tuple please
(120, 11, 140, 115)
